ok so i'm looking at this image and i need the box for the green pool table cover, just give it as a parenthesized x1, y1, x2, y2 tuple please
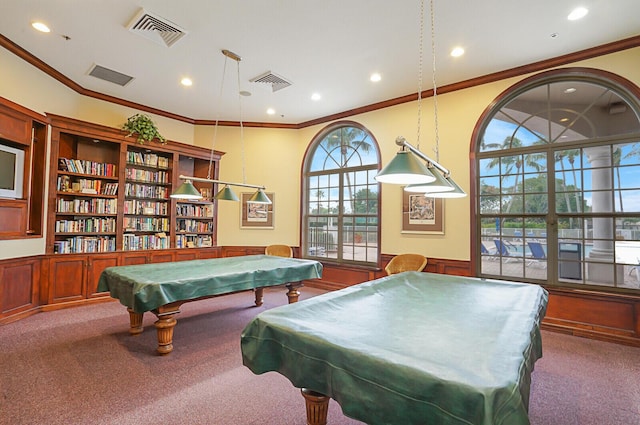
(97, 255, 323, 313)
(241, 271, 548, 425)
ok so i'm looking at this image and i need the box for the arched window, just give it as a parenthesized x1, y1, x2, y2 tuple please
(475, 68, 640, 293)
(302, 122, 380, 266)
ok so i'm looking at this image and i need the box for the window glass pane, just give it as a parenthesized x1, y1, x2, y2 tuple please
(523, 194, 548, 214)
(477, 73, 640, 292)
(500, 175, 518, 194)
(523, 173, 547, 193)
(480, 114, 519, 153)
(304, 124, 379, 265)
(501, 155, 520, 175)
(614, 164, 640, 190)
(479, 157, 500, 175)
(501, 194, 523, 214)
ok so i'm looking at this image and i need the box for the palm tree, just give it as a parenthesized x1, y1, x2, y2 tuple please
(324, 127, 374, 212)
(315, 189, 326, 214)
(613, 147, 624, 212)
(565, 149, 582, 214)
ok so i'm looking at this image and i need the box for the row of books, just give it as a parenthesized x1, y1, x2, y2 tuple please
(55, 217, 117, 233)
(53, 236, 116, 254)
(176, 203, 214, 218)
(176, 234, 213, 248)
(176, 219, 213, 233)
(123, 199, 168, 215)
(125, 168, 170, 184)
(56, 198, 117, 214)
(57, 177, 118, 195)
(123, 217, 170, 232)
(59, 157, 117, 177)
(124, 183, 169, 199)
(126, 151, 170, 169)
(123, 233, 169, 251)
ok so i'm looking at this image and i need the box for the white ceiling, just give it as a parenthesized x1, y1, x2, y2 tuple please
(1, 0, 639, 125)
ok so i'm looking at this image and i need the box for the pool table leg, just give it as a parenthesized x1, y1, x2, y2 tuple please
(301, 388, 329, 425)
(254, 288, 264, 306)
(154, 312, 178, 355)
(286, 282, 302, 303)
(127, 308, 144, 335)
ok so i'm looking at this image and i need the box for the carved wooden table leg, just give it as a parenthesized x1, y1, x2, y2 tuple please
(154, 313, 177, 355)
(301, 388, 329, 425)
(254, 287, 264, 306)
(127, 308, 144, 335)
(286, 282, 302, 303)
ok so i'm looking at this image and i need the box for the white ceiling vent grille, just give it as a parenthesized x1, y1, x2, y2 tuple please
(87, 64, 135, 86)
(250, 71, 292, 92)
(126, 9, 187, 47)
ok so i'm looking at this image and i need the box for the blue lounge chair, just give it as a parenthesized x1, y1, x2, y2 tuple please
(481, 242, 497, 258)
(494, 239, 513, 256)
(527, 241, 547, 267)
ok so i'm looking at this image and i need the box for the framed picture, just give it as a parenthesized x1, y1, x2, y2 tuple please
(240, 192, 274, 229)
(402, 191, 444, 234)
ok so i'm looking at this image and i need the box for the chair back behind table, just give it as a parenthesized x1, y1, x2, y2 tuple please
(385, 253, 428, 275)
(265, 244, 293, 258)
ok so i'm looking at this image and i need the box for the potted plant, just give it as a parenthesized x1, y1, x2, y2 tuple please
(122, 113, 166, 144)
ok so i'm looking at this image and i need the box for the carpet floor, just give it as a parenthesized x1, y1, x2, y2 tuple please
(1, 286, 639, 425)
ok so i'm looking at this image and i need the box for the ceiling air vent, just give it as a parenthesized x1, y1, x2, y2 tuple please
(87, 64, 134, 87)
(250, 71, 292, 92)
(126, 9, 187, 47)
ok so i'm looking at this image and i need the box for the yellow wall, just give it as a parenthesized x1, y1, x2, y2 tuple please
(1, 44, 639, 261)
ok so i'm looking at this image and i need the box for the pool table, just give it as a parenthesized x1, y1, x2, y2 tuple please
(97, 254, 322, 354)
(241, 271, 548, 425)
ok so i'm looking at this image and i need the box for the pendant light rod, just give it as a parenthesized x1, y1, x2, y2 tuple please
(394, 136, 450, 176)
(178, 175, 265, 190)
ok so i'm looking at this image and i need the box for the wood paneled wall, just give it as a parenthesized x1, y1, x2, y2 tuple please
(0, 246, 638, 347)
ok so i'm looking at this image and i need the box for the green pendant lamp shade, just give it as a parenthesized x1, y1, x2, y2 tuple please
(374, 150, 436, 184)
(404, 165, 454, 194)
(215, 185, 240, 201)
(425, 176, 466, 198)
(248, 188, 272, 204)
(170, 180, 203, 200)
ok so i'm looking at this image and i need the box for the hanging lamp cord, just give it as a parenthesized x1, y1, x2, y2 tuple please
(207, 56, 229, 180)
(416, 0, 425, 150)
(430, 0, 440, 163)
(236, 57, 246, 185)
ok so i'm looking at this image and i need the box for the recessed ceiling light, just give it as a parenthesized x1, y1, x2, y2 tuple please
(564, 87, 577, 94)
(450, 47, 464, 57)
(266, 108, 275, 115)
(560, 118, 569, 122)
(311, 93, 321, 101)
(370, 73, 382, 82)
(31, 21, 51, 33)
(568, 7, 588, 21)
(180, 77, 193, 87)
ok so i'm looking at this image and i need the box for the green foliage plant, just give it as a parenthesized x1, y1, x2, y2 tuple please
(122, 114, 166, 144)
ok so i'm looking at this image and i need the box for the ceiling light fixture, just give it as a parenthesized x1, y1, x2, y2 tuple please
(180, 77, 193, 86)
(171, 49, 271, 205)
(311, 93, 321, 101)
(375, 0, 466, 198)
(370, 73, 382, 82)
(450, 47, 464, 57)
(31, 21, 50, 33)
(567, 7, 588, 21)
